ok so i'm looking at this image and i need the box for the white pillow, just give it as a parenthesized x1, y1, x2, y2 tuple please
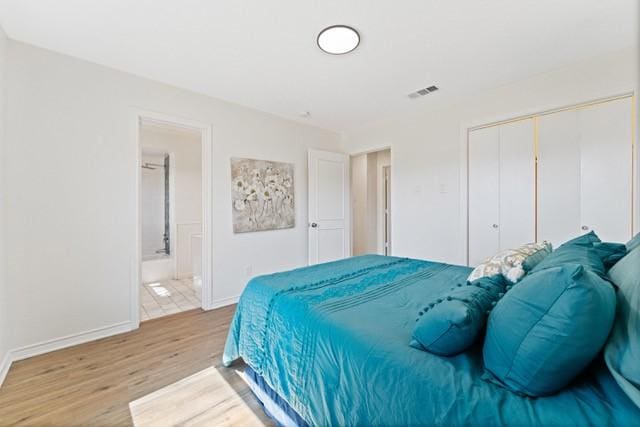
(468, 241, 552, 284)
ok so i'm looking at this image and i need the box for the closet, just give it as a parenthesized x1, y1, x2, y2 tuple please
(538, 97, 633, 246)
(468, 96, 635, 266)
(468, 119, 535, 266)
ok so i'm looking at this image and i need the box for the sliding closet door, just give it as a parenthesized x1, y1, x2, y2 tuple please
(538, 97, 633, 246)
(499, 119, 535, 250)
(579, 98, 633, 242)
(468, 126, 500, 265)
(538, 109, 581, 247)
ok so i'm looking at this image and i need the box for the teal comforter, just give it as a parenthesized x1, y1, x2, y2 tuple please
(223, 255, 639, 426)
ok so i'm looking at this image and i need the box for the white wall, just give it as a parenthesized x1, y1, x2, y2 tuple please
(4, 41, 340, 352)
(375, 150, 391, 254)
(0, 26, 8, 379)
(342, 48, 639, 266)
(350, 154, 367, 255)
(365, 153, 378, 253)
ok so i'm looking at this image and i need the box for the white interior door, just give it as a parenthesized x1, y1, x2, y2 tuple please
(499, 119, 535, 249)
(578, 98, 633, 242)
(308, 149, 350, 265)
(468, 126, 500, 265)
(538, 109, 581, 247)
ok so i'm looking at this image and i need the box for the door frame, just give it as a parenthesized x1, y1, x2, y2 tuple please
(347, 146, 393, 256)
(380, 164, 391, 255)
(130, 108, 213, 328)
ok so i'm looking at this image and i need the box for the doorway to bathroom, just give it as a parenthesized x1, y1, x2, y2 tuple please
(138, 119, 204, 321)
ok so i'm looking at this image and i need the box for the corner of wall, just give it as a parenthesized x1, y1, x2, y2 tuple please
(0, 352, 11, 387)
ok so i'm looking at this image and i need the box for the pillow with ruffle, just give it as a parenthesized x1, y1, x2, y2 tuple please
(468, 241, 552, 284)
(410, 275, 507, 356)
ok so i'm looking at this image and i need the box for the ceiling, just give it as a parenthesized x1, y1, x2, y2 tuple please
(0, 0, 637, 132)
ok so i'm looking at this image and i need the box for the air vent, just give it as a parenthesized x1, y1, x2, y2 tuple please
(408, 85, 439, 99)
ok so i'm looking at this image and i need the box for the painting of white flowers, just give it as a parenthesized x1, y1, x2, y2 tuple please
(231, 158, 295, 233)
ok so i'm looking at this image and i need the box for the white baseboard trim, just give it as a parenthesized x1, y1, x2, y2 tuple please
(206, 294, 240, 310)
(0, 351, 12, 387)
(0, 299, 240, 388)
(7, 320, 134, 370)
(0, 321, 133, 388)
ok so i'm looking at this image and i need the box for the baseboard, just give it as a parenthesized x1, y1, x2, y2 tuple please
(0, 351, 12, 387)
(0, 300, 238, 387)
(9, 321, 134, 364)
(0, 321, 134, 388)
(207, 294, 240, 310)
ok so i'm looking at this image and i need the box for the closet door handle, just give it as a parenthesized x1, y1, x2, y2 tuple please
(492, 224, 499, 229)
(581, 225, 589, 231)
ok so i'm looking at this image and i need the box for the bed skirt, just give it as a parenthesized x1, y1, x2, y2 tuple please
(240, 366, 309, 427)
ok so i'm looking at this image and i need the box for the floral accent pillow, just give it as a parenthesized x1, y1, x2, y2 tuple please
(468, 241, 553, 284)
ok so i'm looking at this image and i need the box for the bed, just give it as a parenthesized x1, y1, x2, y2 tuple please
(223, 255, 639, 426)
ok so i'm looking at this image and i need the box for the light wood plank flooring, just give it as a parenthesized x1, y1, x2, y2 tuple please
(0, 306, 274, 427)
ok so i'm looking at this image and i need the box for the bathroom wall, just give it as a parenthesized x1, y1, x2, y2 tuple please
(141, 152, 167, 259)
(140, 123, 203, 282)
(140, 151, 173, 284)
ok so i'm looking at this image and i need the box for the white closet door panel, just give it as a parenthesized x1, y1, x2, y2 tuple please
(499, 119, 535, 249)
(538, 109, 581, 247)
(579, 98, 633, 242)
(468, 126, 500, 265)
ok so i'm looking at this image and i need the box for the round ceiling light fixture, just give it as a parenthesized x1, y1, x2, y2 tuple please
(317, 25, 360, 55)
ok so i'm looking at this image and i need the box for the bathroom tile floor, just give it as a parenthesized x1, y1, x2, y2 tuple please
(141, 278, 201, 321)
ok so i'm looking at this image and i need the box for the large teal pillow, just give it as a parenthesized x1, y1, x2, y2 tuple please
(626, 232, 640, 252)
(483, 264, 616, 396)
(561, 231, 601, 247)
(605, 247, 640, 407)
(411, 275, 506, 356)
(593, 242, 628, 270)
(530, 243, 606, 277)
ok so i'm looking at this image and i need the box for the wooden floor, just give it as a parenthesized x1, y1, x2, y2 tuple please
(0, 306, 275, 426)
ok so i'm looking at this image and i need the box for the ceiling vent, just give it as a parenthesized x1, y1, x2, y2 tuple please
(408, 85, 439, 99)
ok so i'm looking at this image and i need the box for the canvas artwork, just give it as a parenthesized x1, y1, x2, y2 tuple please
(231, 158, 295, 233)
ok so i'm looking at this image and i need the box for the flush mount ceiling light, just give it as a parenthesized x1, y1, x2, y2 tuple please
(317, 25, 360, 55)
